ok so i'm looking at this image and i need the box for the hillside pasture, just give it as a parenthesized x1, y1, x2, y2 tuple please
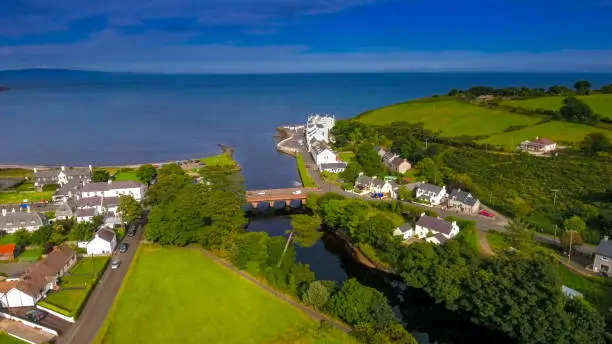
(357, 99, 540, 138)
(501, 94, 612, 119)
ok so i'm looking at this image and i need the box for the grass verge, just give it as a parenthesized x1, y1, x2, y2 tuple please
(0, 332, 27, 344)
(200, 154, 236, 167)
(296, 153, 316, 187)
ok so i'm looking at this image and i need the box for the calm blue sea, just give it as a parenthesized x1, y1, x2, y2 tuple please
(1, 70, 611, 189)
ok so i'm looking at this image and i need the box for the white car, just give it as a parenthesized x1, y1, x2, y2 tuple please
(292, 190, 302, 195)
(257, 191, 266, 195)
(111, 259, 121, 269)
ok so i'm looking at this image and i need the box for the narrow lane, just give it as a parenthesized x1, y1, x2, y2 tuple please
(58, 226, 144, 344)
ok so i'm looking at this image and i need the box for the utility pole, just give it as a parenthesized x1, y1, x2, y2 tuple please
(567, 230, 574, 263)
(553, 224, 558, 242)
(424, 138, 429, 149)
(551, 189, 560, 210)
(489, 191, 492, 204)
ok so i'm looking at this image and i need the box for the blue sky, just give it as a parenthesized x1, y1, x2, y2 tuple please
(1, 0, 612, 73)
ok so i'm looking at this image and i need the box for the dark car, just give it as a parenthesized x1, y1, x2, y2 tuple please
(127, 228, 137, 237)
(25, 310, 47, 323)
(119, 243, 129, 253)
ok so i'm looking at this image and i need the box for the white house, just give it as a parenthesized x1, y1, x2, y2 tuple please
(305, 114, 335, 148)
(393, 223, 415, 240)
(415, 183, 447, 205)
(519, 137, 557, 153)
(55, 198, 77, 220)
(0, 246, 76, 307)
(415, 214, 460, 245)
(86, 229, 117, 255)
(76, 208, 96, 223)
(310, 143, 339, 166)
(448, 189, 481, 214)
(79, 180, 145, 201)
(0, 207, 46, 233)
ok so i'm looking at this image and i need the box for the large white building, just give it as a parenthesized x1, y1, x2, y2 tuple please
(86, 229, 117, 255)
(79, 180, 146, 201)
(33, 165, 92, 189)
(305, 114, 335, 147)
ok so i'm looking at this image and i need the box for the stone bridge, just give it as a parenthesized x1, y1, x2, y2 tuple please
(246, 187, 320, 208)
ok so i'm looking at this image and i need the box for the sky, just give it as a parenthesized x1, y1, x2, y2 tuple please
(1, 0, 612, 73)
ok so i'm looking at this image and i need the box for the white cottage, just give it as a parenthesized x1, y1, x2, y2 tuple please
(415, 214, 460, 245)
(79, 180, 146, 201)
(415, 183, 447, 205)
(86, 229, 117, 255)
(393, 223, 415, 240)
(310, 142, 339, 166)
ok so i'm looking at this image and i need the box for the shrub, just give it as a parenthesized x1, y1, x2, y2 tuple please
(42, 184, 59, 192)
(503, 125, 528, 133)
(302, 281, 330, 309)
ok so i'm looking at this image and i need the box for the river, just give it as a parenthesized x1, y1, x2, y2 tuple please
(245, 149, 513, 344)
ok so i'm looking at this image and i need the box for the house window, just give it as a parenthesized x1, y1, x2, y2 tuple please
(601, 256, 610, 262)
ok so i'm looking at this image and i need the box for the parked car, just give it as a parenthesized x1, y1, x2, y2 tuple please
(479, 209, 495, 218)
(25, 310, 47, 323)
(119, 243, 129, 253)
(257, 191, 266, 195)
(127, 227, 137, 237)
(111, 259, 121, 269)
(292, 190, 302, 195)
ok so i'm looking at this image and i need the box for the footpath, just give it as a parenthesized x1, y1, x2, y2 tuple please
(198, 249, 352, 333)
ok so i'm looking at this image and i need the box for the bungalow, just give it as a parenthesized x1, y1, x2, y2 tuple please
(0, 207, 46, 233)
(448, 189, 481, 214)
(414, 214, 460, 245)
(519, 137, 557, 153)
(319, 162, 347, 173)
(79, 180, 146, 201)
(0, 244, 17, 261)
(415, 183, 447, 205)
(593, 237, 612, 276)
(55, 198, 77, 220)
(393, 223, 415, 240)
(86, 229, 117, 255)
(0, 246, 76, 307)
(34, 165, 92, 190)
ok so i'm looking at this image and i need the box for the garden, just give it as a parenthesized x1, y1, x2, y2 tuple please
(39, 256, 109, 318)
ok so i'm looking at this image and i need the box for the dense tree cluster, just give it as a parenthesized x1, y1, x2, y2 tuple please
(136, 164, 157, 185)
(91, 169, 111, 182)
(559, 96, 599, 123)
(448, 80, 605, 99)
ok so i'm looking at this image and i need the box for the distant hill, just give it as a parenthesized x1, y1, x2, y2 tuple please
(0, 86, 9, 92)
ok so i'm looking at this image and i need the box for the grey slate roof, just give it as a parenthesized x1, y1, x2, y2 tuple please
(416, 215, 453, 235)
(417, 183, 443, 195)
(56, 199, 77, 217)
(76, 208, 97, 218)
(449, 189, 479, 206)
(397, 223, 413, 233)
(80, 181, 143, 193)
(371, 178, 384, 188)
(595, 240, 612, 258)
(0, 210, 45, 231)
(320, 162, 346, 170)
(311, 142, 331, 156)
(56, 179, 83, 196)
(76, 196, 119, 208)
(355, 174, 373, 186)
(432, 232, 449, 243)
(95, 228, 116, 242)
(35, 167, 91, 180)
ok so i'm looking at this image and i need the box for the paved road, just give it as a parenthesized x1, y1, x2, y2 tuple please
(58, 226, 144, 344)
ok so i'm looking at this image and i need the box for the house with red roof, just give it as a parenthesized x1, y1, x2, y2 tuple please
(519, 137, 557, 153)
(0, 243, 16, 261)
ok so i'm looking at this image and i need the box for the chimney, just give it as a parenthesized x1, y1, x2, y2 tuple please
(27, 205, 31, 213)
(62, 196, 68, 203)
(33, 167, 37, 174)
(107, 179, 112, 184)
(1, 209, 6, 217)
(420, 212, 426, 217)
(89, 164, 93, 171)
(11, 208, 15, 213)
(68, 191, 73, 198)
(61, 165, 66, 171)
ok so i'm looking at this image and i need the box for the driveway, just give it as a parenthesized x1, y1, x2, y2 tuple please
(0, 318, 56, 343)
(5, 306, 72, 334)
(57, 224, 145, 344)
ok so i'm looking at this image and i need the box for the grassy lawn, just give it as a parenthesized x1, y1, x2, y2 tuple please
(95, 246, 355, 344)
(0, 191, 54, 204)
(113, 170, 140, 182)
(296, 153, 316, 187)
(17, 247, 42, 262)
(557, 265, 612, 313)
(0, 234, 17, 245)
(357, 99, 540, 138)
(457, 227, 480, 255)
(485, 232, 511, 253)
(0, 333, 27, 344)
(502, 94, 612, 119)
(200, 154, 236, 167)
(338, 151, 355, 163)
(42, 257, 109, 317)
(0, 169, 33, 178)
(480, 120, 612, 148)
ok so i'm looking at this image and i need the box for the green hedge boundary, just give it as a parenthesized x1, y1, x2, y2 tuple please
(37, 300, 72, 317)
(296, 153, 316, 187)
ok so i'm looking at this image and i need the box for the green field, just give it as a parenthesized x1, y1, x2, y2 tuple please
(557, 265, 612, 314)
(480, 121, 612, 147)
(113, 170, 139, 182)
(41, 257, 109, 317)
(0, 169, 32, 178)
(356, 98, 612, 148)
(0, 191, 54, 204)
(200, 154, 236, 167)
(17, 247, 42, 261)
(502, 94, 612, 119)
(95, 246, 355, 344)
(357, 99, 540, 137)
(0, 332, 26, 344)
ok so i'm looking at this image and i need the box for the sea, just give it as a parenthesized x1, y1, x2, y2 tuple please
(2, 70, 612, 343)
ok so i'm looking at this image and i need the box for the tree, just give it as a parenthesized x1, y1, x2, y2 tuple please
(278, 215, 323, 267)
(547, 85, 573, 95)
(600, 84, 612, 94)
(302, 281, 330, 309)
(580, 132, 611, 155)
(398, 187, 413, 201)
(91, 169, 110, 182)
(563, 216, 586, 233)
(415, 158, 444, 185)
(573, 80, 592, 94)
(14, 229, 32, 247)
(355, 142, 386, 177)
(505, 218, 535, 249)
(559, 96, 598, 123)
(340, 160, 363, 185)
(136, 164, 157, 185)
(118, 195, 143, 224)
(30, 225, 53, 246)
(69, 222, 96, 241)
